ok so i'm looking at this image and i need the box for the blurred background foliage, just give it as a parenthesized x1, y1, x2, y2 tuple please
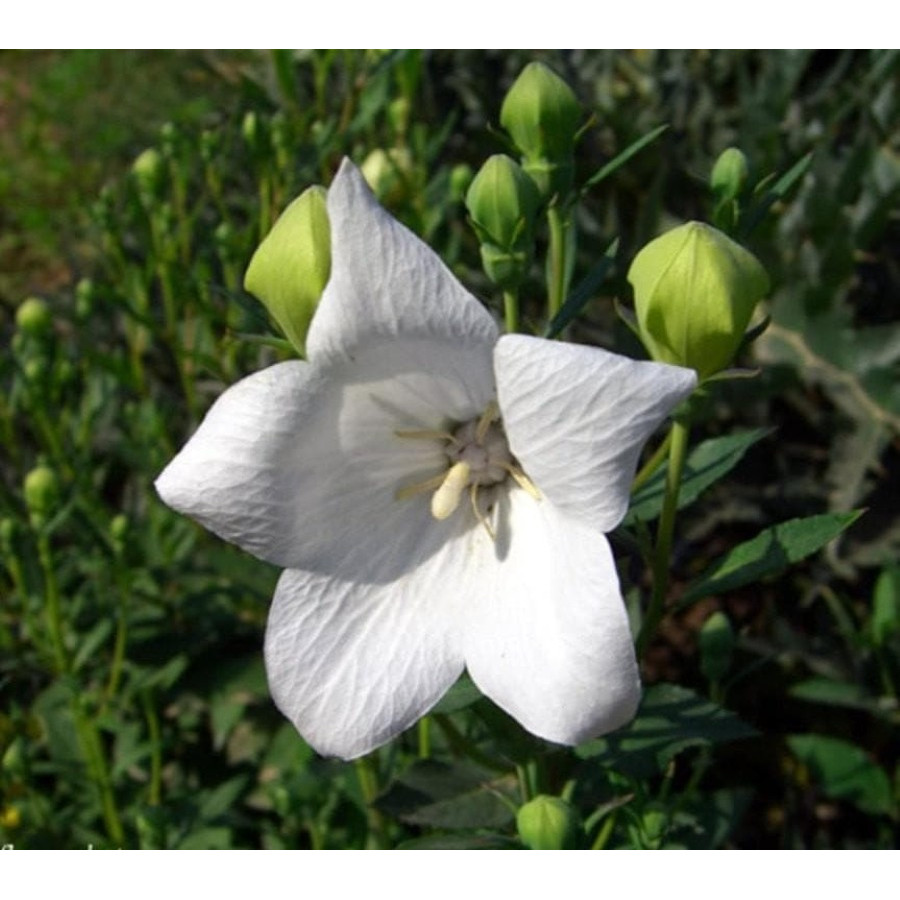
(1, 49, 898, 848)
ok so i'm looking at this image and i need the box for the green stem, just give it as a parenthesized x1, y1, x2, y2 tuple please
(142, 691, 163, 807)
(354, 754, 389, 848)
(503, 288, 520, 334)
(546, 205, 568, 320)
(591, 812, 617, 850)
(417, 717, 432, 759)
(636, 418, 690, 658)
(631, 431, 672, 495)
(37, 532, 68, 674)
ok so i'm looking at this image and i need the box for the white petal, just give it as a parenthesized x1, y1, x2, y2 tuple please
(462, 489, 641, 745)
(306, 159, 498, 365)
(156, 343, 494, 581)
(495, 335, 696, 533)
(265, 525, 474, 759)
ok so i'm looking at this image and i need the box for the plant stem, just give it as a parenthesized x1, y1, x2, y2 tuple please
(546, 204, 568, 320)
(637, 417, 690, 657)
(417, 716, 432, 759)
(503, 288, 520, 334)
(354, 754, 389, 848)
(631, 430, 672, 495)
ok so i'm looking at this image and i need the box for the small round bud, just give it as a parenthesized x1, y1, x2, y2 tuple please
(516, 795, 584, 850)
(449, 164, 474, 203)
(15, 297, 52, 337)
(75, 278, 96, 321)
(699, 610, 734, 683)
(388, 97, 410, 136)
(244, 185, 331, 355)
(360, 147, 414, 205)
(24, 465, 59, 525)
(110, 514, 129, 544)
(627, 221, 769, 379)
(132, 148, 166, 200)
(711, 147, 750, 202)
(465, 155, 540, 289)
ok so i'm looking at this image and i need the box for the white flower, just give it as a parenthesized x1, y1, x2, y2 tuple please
(155, 160, 697, 760)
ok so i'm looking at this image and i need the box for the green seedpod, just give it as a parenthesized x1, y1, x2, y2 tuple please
(627, 221, 769, 379)
(699, 610, 735, 683)
(244, 185, 331, 355)
(516, 795, 584, 850)
(132, 147, 166, 201)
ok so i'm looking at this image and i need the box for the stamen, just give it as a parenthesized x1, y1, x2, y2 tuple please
(394, 428, 461, 445)
(475, 401, 500, 443)
(395, 472, 449, 502)
(469, 483, 496, 541)
(430, 461, 471, 520)
(501, 462, 541, 500)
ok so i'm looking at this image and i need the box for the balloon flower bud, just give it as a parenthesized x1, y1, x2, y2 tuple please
(360, 147, 415, 205)
(132, 148, 166, 201)
(244, 186, 331, 355)
(627, 222, 769, 379)
(465, 154, 540, 289)
(16, 297, 52, 337)
(24, 465, 59, 527)
(500, 61, 581, 199)
(710, 147, 750, 203)
(517, 795, 584, 850)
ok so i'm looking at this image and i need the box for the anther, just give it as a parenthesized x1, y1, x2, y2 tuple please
(430, 461, 471, 520)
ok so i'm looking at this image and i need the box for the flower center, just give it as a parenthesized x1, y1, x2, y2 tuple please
(395, 402, 539, 539)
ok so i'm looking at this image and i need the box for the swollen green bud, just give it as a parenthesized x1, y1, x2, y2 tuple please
(699, 610, 735, 683)
(711, 147, 750, 202)
(24, 465, 59, 525)
(465, 155, 539, 288)
(501, 62, 581, 163)
(449, 164, 474, 203)
(516, 795, 584, 850)
(360, 147, 414, 205)
(16, 297, 51, 337)
(244, 186, 330, 354)
(628, 222, 769, 379)
(500, 62, 581, 198)
(132, 148, 165, 200)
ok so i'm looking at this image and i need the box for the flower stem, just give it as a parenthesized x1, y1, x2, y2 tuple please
(631, 430, 672, 496)
(637, 417, 690, 658)
(546, 204, 568, 320)
(503, 288, 520, 334)
(354, 754, 390, 848)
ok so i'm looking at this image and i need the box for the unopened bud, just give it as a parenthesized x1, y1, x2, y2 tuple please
(628, 221, 769, 379)
(465, 155, 540, 289)
(15, 297, 51, 337)
(711, 147, 750, 203)
(132, 148, 165, 201)
(699, 610, 734, 683)
(24, 465, 59, 525)
(516, 795, 584, 850)
(244, 186, 330, 354)
(500, 62, 581, 199)
(360, 147, 414, 205)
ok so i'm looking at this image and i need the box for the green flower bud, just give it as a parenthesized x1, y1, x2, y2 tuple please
(711, 147, 750, 202)
(449, 164, 474, 203)
(24, 465, 59, 525)
(466, 155, 540, 289)
(500, 62, 581, 198)
(628, 221, 770, 379)
(501, 62, 581, 162)
(132, 148, 165, 200)
(516, 795, 584, 850)
(110, 514, 129, 546)
(15, 297, 51, 337)
(360, 147, 414, 205)
(244, 186, 331, 355)
(699, 610, 735, 683)
(75, 278, 96, 321)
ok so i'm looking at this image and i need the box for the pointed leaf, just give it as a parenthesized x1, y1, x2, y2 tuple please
(681, 511, 862, 603)
(583, 124, 669, 189)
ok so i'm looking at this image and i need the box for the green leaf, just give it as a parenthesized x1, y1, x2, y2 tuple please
(583, 124, 669, 189)
(681, 511, 862, 604)
(739, 152, 813, 238)
(375, 759, 517, 829)
(576, 684, 756, 778)
(397, 833, 520, 849)
(627, 429, 771, 524)
(788, 677, 892, 719)
(788, 734, 894, 816)
(431, 672, 483, 714)
(872, 565, 900, 645)
(544, 238, 617, 339)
